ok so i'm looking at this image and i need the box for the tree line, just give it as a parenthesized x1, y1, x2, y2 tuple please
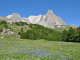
(61, 27, 80, 42)
(20, 23, 80, 43)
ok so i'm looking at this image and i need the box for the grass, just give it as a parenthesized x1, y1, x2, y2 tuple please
(54, 25, 71, 32)
(0, 37, 80, 60)
(9, 24, 31, 33)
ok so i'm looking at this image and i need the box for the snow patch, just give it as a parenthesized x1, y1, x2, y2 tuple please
(58, 26, 60, 28)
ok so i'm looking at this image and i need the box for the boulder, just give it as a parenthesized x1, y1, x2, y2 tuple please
(1, 29, 15, 35)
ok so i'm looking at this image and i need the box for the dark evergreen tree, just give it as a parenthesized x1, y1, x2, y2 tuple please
(20, 32, 27, 39)
(0, 28, 3, 32)
(18, 31, 21, 35)
(62, 30, 69, 41)
(21, 27, 23, 32)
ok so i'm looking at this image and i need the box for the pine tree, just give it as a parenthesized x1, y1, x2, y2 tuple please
(21, 27, 23, 32)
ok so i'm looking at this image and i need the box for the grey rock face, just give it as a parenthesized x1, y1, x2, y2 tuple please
(26, 10, 66, 28)
(7, 13, 22, 23)
(37, 10, 66, 28)
(0, 16, 12, 24)
(27, 15, 42, 24)
(22, 17, 30, 24)
(12, 35, 20, 39)
(0, 16, 7, 20)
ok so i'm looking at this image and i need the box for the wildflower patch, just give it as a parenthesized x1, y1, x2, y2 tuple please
(18, 47, 76, 60)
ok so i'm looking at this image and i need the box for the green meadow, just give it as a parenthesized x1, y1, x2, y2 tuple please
(0, 36, 80, 60)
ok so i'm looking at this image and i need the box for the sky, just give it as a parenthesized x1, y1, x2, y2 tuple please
(0, 0, 80, 27)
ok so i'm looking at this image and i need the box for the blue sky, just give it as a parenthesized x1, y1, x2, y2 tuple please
(0, 0, 80, 27)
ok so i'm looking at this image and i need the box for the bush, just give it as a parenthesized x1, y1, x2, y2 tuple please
(18, 31, 21, 35)
(0, 20, 7, 25)
(21, 27, 23, 32)
(15, 22, 28, 26)
(0, 28, 3, 32)
(15, 22, 20, 26)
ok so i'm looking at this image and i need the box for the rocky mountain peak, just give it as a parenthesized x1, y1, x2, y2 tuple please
(71, 24, 75, 26)
(37, 10, 66, 28)
(12, 13, 20, 17)
(6, 13, 22, 23)
(71, 24, 78, 28)
(11, 13, 21, 19)
(47, 10, 54, 14)
(7, 13, 21, 19)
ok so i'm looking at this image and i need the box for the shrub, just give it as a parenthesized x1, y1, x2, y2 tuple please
(0, 20, 7, 25)
(15, 22, 28, 26)
(15, 22, 20, 26)
(21, 27, 23, 32)
(18, 31, 21, 35)
(0, 28, 3, 32)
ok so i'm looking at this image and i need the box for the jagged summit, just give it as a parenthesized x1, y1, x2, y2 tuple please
(71, 24, 76, 26)
(71, 24, 78, 28)
(47, 10, 54, 15)
(12, 13, 19, 15)
(6, 13, 22, 23)
(37, 10, 66, 28)
(47, 10, 53, 13)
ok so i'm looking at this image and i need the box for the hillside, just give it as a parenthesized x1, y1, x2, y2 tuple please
(0, 20, 80, 43)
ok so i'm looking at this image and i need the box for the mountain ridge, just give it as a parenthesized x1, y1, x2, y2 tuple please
(0, 10, 78, 28)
